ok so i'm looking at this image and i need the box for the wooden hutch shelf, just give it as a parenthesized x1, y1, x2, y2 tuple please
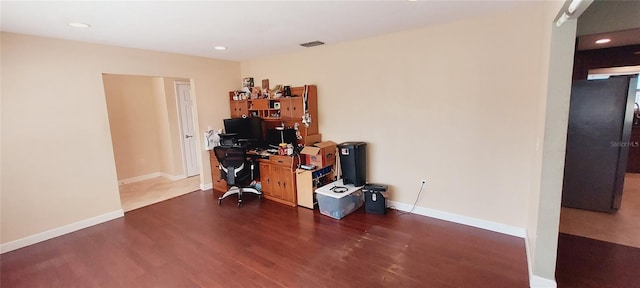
(212, 84, 321, 207)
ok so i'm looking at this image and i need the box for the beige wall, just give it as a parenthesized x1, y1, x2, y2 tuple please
(0, 32, 239, 244)
(243, 3, 551, 228)
(103, 75, 190, 180)
(151, 77, 171, 175)
(103, 74, 162, 180)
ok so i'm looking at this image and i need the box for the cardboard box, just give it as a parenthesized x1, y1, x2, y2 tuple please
(300, 141, 336, 168)
(303, 133, 322, 146)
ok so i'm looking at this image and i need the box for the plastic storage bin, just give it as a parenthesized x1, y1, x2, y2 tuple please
(315, 179, 364, 219)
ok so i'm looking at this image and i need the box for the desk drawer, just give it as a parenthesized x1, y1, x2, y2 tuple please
(270, 155, 293, 167)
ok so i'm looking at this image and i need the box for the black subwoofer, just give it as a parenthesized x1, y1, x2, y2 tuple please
(364, 183, 388, 215)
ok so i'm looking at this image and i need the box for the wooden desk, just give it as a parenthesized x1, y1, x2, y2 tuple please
(209, 149, 299, 207)
(258, 154, 299, 207)
(208, 150, 228, 192)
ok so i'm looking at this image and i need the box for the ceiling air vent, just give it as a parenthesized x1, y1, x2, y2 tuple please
(300, 41, 325, 48)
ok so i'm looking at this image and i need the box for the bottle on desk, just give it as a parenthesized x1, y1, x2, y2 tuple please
(278, 143, 288, 156)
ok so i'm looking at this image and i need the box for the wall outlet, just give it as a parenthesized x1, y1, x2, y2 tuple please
(420, 179, 427, 184)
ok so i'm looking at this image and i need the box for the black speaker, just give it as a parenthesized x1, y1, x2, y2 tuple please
(338, 142, 367, 186)
(364, 183, 388, 215)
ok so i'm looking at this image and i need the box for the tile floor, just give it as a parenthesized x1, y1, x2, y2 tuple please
(119, 176, 201, 212)
(559, 173, 640, 248)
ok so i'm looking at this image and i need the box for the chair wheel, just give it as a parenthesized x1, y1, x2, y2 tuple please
(237, 202, 242, 207)
(218, 199, 222, 205)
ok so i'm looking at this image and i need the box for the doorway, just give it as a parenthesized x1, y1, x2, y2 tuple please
(560, 73, 640, 248)
(554, 1, 640, 286)
(102, 74, 201, 211)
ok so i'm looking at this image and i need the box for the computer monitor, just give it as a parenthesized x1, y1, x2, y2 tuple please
(266, 128, 297, 148)
(223, 117, 263, 145)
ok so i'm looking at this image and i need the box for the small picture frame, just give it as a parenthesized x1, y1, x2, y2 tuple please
(242, 77, 254, 88)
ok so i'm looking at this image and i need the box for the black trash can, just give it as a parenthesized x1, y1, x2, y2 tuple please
(363, 183, 388, 215)
(338, 142, 367, 187)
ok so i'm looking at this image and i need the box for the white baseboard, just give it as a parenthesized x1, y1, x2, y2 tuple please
(525, 232, 535, 286)
(0, 209, 124, 254)
(387, 200, 526, 238)
(200, 183, 213, 191)
(119, 172, 187, 184)
(529, 275, 557, 288)
(119, 172, 162, 184)
(160, 173, 186, 181)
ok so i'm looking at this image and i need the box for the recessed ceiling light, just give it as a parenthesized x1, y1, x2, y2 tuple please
(595, 38, 611, 44)
(214, 46, 227, 51)
(68, 22, 91, 28)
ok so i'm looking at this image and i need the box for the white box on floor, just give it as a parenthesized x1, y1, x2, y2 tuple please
(315, 179, 364, 219)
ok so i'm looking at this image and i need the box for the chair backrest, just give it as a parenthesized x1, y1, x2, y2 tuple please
(214, 146, 246, 168)
(213, 146, 249, 185)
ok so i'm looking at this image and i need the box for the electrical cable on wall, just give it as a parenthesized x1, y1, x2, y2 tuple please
(398, 181, 426, 215)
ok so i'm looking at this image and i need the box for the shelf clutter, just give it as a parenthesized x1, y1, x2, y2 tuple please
(228, 84, 319, 147)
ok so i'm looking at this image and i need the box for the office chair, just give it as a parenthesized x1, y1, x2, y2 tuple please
(214, 146, 261, 206)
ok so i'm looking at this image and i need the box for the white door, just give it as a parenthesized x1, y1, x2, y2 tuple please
(176, 82, 199, 177)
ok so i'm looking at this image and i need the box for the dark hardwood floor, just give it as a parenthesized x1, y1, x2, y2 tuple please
(556, 233, 640, 288)
(1, 190, 529, 287)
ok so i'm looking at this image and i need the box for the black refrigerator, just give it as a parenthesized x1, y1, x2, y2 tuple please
(562, 76, 637, 213)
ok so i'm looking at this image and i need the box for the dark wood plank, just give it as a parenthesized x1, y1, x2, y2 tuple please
(1, 191, 529, 287)
(556, 233, 640, 288)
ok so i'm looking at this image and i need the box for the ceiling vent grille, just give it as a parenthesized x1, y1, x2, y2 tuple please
(300, 41, 325, 48)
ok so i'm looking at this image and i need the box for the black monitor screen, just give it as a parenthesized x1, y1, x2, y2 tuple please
(223, 118, 263, 142)
(266, 128, 297, 148)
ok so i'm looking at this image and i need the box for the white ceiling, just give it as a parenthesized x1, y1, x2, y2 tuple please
(0, 1, 528, 61)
